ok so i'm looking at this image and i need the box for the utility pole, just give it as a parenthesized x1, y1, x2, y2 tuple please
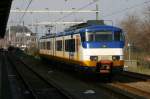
(128, 43, 131, 61)
(23, 21, 25, 48)
(30, 12, 34, 33)
(35, 20, 38, 34)
(96, 4, 99, 20)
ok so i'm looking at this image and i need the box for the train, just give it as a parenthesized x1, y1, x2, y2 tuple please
(38, 20, 125, 76)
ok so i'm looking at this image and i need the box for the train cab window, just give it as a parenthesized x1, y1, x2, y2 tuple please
(114, 32, 124, 41)
(88, 34, 94, 42)
(56, 40, 62, 51)
(87, 32, 112, 42)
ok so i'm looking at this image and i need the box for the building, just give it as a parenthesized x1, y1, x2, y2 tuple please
(5, 25, 37, 50)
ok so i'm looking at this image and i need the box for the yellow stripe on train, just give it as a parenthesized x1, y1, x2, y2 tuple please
(39, 53, 124, 68)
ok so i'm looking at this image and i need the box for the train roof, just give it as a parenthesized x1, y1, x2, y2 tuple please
(82, 25, 122, 32)
(40, 20, 122, 39)
(64, 20, 105, 32)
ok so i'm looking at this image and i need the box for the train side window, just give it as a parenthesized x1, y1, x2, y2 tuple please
(56, 40, 62, 51)
(43, 42, 45, 49)
(42, 42, 44, 49)
(40, 42, 42, 49)
(49, 41, 51, 49)
(47, 42, 51, 50)
(70, 39, 75, 52)
(65, 39, 75, 52)
(39, 42, 42, 49)
(43, 42, 46, 49)
(65, 40, 69, 51)
(41, 42, 43, 49)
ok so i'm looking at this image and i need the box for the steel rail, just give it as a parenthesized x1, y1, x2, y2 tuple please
(8, 49, 150, 99)
(1, 51, 14, 99)
(122, 71, 150, 81)
(8, 52, 76, 99)
(95, 83, 144, 99)
(106, 71, 150, 98)
(7, 53, 38, 99)
(111, 82, 150, 98)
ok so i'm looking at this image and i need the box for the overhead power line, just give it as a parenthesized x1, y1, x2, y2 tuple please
(35, 21, 84, 25)
(19, 0, 33, 23)
(11, 10, 100, 13)
(103, 0, 150, 17)
(55, 0, 98, 22)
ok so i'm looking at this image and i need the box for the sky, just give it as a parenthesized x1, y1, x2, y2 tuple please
(8, 0, 150, 36)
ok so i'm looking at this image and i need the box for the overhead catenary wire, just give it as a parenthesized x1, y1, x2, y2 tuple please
(19, 0, 33, 24)
(20, 0, 28, 10)
(11, 0, 150, 28)
(103, 0, 150, 17)
(11, 10, 100, 13)
(55, 0, 98, 22)
(54, 0, 150, 23)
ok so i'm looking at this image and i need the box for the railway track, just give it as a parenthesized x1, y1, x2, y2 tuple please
(80, 71, 150, 99)
(8, 49, 150, 99)
(7, 52, 75, 99)
(9, 50, 135, 99)
(0, 51, 12, 99)
(122, 71, 150, 81)
(110, 82, 150, 98)
(107, 71, 150, 98)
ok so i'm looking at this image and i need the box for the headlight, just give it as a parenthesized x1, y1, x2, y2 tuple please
(90, 56, 98, 61)
(112, 56, 120, 60)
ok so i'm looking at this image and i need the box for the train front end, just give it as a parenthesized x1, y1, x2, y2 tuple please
(79, 25, 125, 75)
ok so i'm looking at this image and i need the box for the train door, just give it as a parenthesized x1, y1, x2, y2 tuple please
(52, 37, 55, 56)
(50, 38, 52, 56)
(62, 36, 65, 57)
(69, 37, 75, 60)
(76, 35, 80, 60)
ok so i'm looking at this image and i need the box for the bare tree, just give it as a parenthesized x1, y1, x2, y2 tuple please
(120, 15, 140, 48)
(141, 6, 150, 52)
(120, 7, 150, 53)
(120, 7, 150, 67)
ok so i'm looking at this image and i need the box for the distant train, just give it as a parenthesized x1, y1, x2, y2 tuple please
(38, 20, 125, 75)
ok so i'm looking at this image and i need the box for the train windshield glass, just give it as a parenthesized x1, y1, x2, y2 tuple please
(114, 32, 124, 41)
(86, 31, 112, 42)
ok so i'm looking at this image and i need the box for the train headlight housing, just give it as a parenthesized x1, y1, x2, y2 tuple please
(112, 56, 120, 60)
(90, 56, 98, 61)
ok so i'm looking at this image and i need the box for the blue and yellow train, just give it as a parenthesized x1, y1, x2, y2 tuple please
(39, 20, 125, 75)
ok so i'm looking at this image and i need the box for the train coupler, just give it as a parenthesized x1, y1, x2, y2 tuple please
(96, 60, 112, 74)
